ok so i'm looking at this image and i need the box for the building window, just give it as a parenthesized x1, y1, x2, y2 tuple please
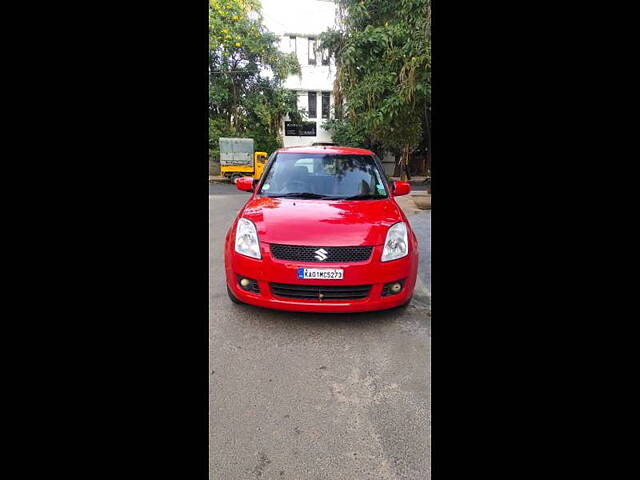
(289, 36, 296, 54)
(321, 48, 329, 66)
(321, 92, 330, 119)
(308, 92, 317, 118)
(308, 37, 316, 65)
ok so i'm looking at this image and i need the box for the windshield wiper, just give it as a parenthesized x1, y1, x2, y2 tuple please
(338, 194, 387, 200)
(266, 192, 335, 199)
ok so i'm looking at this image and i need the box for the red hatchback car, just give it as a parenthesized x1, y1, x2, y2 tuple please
(224, 146, 418, 313)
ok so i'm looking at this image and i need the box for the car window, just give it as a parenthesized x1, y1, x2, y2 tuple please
(258, 153, 389, 199)
(294, 158, 314, 173)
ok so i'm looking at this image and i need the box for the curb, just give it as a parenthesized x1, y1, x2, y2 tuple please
(209, 176, 229, 183)
(389, 177, 430, 186)
(412, 194, 431, 210)
(395, 195, 422, 215)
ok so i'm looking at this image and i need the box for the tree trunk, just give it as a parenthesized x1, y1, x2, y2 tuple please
(393, 152, 401, 177)
(401, 146, 411, 182)
(424, 105, 431, 182)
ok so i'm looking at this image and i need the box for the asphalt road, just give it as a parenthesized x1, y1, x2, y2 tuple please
(403, 183, 428, 191)
(209, 183, 431, 479)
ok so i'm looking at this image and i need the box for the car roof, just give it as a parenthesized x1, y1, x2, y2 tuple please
(275, 146, 375, 156)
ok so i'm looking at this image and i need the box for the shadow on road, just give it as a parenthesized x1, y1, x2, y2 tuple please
(223, 300, 430, 329)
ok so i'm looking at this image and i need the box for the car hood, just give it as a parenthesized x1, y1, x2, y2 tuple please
(240, 197, 405, 246)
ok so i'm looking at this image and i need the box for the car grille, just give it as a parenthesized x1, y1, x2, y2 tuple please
(269, 244, 373, 263)
(270, 283, 372, 300)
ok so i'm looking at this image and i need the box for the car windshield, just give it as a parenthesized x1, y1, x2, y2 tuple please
(257, 153, 389, 199)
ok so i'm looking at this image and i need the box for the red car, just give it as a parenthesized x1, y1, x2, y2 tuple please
(224, 146, 418, 313)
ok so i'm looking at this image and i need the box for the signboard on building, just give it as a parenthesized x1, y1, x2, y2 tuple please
(285, 121, 317, 137)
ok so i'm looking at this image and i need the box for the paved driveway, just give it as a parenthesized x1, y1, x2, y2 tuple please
(209, 183, 431, 479)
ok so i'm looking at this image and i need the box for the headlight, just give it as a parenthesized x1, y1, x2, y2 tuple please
(381, 222, 408, 262)
(235, 218, 261, 259)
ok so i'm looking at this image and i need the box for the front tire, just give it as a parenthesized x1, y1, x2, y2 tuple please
(230, 173, 242, 184)
(397, 295, 413, 310)
(227, 286, 243, 304)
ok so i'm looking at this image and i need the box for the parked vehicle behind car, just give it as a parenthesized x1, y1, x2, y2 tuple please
(224, 146, 418, 313)
(219, 137, 268, 184)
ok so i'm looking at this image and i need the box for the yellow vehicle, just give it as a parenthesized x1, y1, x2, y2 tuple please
(219, 137, 268, 183)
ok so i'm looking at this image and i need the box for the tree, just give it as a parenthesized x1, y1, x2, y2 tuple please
(209, 0, 302, 159)
(320, 0, 431, 180)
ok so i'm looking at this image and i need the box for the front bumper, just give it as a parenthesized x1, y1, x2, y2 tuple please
(224, 242, 418, 313)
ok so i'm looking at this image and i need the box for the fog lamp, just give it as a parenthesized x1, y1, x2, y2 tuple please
(382, 279, 405, 297)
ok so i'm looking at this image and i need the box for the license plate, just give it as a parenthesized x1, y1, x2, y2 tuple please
(297, 268, 344, 280)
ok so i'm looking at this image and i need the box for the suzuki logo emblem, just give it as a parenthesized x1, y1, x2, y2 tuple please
(314, 248, 329, 261)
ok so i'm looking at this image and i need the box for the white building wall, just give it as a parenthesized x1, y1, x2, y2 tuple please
(261, 0, 337, 147)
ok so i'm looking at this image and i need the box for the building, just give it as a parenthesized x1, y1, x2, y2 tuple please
(260, 0, 404, 177)
(261, 0, 337, 147)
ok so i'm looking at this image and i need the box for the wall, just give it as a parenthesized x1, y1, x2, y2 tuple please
(381, 152, 397, 176)
(209, 159, 221, 176)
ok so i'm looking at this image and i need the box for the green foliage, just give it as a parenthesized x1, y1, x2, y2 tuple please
(209, 0, 301, 158)
(322, 116, 366, 147)
(320, 0, 431, 156)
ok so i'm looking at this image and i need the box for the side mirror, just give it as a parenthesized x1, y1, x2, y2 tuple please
(236, 176, 254, 192)
(392, 181, 411, 196)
